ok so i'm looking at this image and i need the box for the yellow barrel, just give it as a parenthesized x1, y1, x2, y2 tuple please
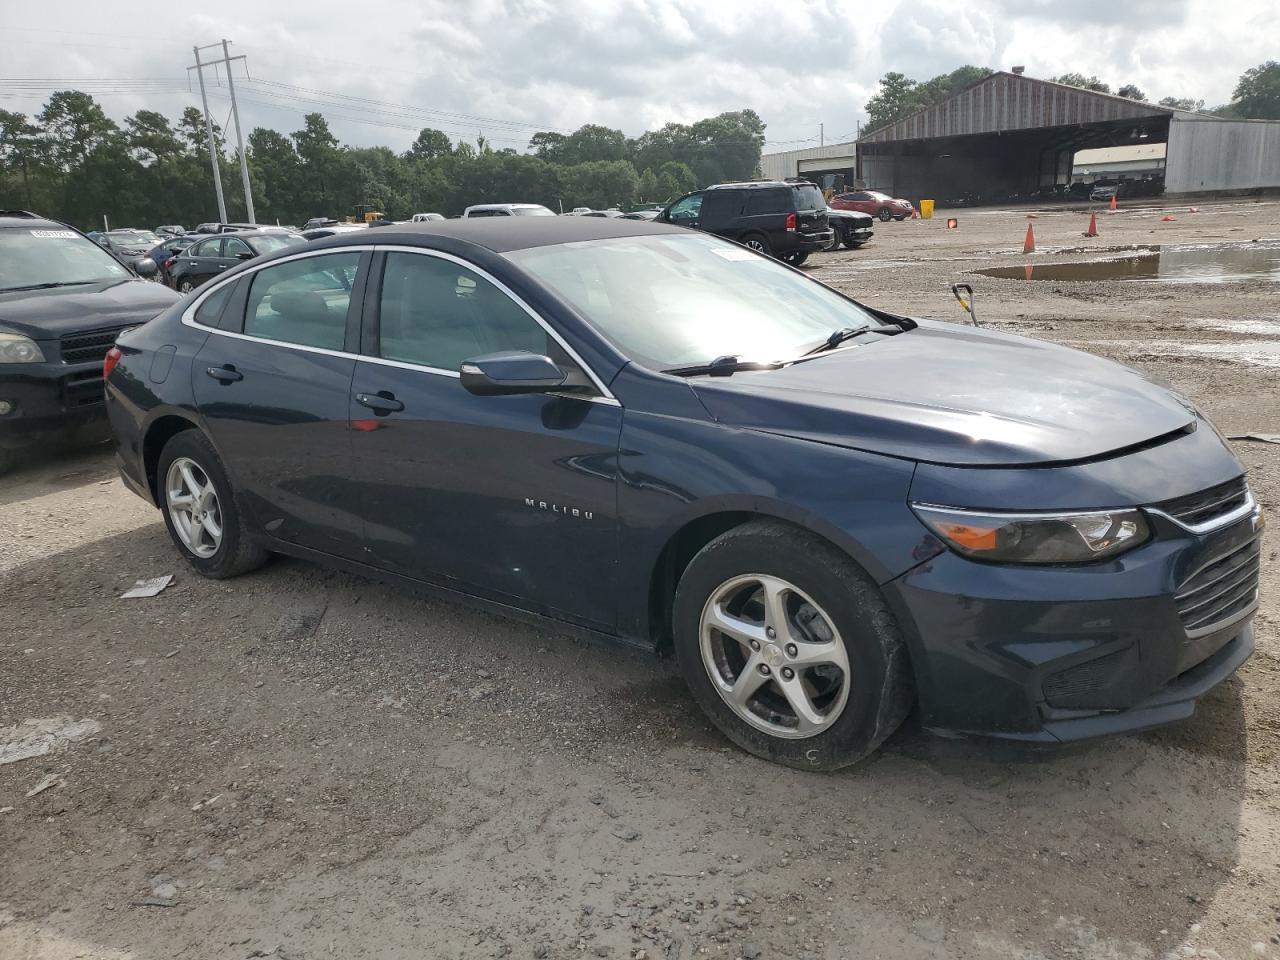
(920, 199, 935, 219)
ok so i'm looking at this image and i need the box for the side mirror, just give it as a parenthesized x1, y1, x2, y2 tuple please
(132, 257, 158, 278)
(460, 351, 567, 396)
(236, 251, 254, 260)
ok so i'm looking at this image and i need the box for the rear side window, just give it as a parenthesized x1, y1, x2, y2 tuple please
(744, 189, 791, 215)
(223, 237, 252, 258)
(377, 252, 547, 372)
(191, 238, 221, 257)
(244, 252, 360, 351)
(194, 283, 233, 327)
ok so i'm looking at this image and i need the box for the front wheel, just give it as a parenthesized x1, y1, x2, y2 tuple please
(672, 521, 913, 770)
(782, 251, 809, 267)
(177, 278, 195, 294)
(158, 430, 269, 579)
(877, 207, 893, 222)
(822, 229, 842, 252)
(741, 233, 772, 256)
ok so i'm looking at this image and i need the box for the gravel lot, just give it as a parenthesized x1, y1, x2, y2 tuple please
(2, 198, 1278, 960)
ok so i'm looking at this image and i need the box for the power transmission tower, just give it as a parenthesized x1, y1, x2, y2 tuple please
(188, 40, 255, 224)
(189, 45, 227, 224)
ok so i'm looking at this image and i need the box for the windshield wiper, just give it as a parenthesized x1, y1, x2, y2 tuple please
(0, 280, 99, 293)
(663, 355, 787, 378)
(801, 324, 905, 356)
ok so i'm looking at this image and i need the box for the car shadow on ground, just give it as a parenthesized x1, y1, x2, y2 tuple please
(0, 523, 1251, 959)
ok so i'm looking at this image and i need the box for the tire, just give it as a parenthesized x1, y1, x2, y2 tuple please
(782, 251, 809, 267)
(672, 520, 913, 770)
(893, 215, 907, 221)
(843, 239, 867, 250)
(822, 229, 842, 253)
(877, 207, 893, 222)
(157, 430, 269, 579)
(741, 233, 771, 256)
(0, 448, 15, 477)
(177, 278, 195, 294)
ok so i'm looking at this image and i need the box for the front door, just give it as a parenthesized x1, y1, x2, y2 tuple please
(192, 250, 370, 559)
(349, 249, 622, 629)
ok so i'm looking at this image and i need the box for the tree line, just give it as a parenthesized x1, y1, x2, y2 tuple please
(864, 61, 1280, 133)
(0, 92, 767, 228)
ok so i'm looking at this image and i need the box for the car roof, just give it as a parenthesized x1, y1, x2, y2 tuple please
(704, 180, 810, 191)
(304, 216, 685, 254)
(0, 211, 69, 231)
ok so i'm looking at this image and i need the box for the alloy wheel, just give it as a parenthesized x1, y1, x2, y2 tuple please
(743, 237, 766, 252)
(179, 279, 194, 294)
(165, 456, 223, 558)
(699, 573, 851, 739)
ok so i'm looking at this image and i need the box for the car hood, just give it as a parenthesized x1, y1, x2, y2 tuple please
(826, 210, 874, 225)
(689, 320, 1195, 466)
(0, 278, 180, 339)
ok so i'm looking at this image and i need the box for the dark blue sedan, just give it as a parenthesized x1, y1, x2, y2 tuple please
(103, 218, 1260, 768)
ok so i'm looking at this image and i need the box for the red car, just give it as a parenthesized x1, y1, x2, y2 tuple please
(830, 191, 914, 221)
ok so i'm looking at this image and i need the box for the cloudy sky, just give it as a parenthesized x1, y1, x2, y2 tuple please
(1, 0, 1272, 155)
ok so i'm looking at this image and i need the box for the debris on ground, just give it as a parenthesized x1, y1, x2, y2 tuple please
(268, 605, 327, 642)
(24, 772, 63, 798)
(1228, 433, 1280, 445)
(119, 574, 174, 599)
(0, 717, 101, 766)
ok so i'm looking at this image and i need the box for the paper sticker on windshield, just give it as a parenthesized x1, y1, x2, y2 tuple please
(30, 229, 78, 239)
(710, 247, 758, 261)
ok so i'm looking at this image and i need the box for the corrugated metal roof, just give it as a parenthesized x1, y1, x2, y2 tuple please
(859, 72, 1173, 144)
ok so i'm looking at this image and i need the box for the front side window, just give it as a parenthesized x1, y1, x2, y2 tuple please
(244, 252, 360, 350)
(0, 228, 131, 291)
(507, 233, 878, 370)
(192, 239, 222, 258)
(223, 237, 252, 259)
(377, 252, 547, 372)
(666, 193, 703, 221)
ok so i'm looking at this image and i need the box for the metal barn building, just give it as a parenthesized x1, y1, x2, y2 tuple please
(761, 71, 1280, 203)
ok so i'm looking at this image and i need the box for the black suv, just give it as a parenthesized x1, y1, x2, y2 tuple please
(0, 210, 178, 473)
(657, 181, 833, 265)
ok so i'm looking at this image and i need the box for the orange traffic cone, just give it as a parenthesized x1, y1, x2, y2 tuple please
(911, 206, 919, 219)
(1023, 223, 1036, 254)
(1109, 194, 1118, 212)
(1084, 213, 1099, 237)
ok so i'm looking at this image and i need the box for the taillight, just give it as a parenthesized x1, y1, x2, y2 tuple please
(103, 346, 122, 380)
(785, 212, 797, 231)
(164, 257, 176, 270)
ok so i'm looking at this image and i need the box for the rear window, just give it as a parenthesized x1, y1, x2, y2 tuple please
(512, 206, 555, 217)
(791, 184, 824, 212)
(250, 234, 306, 254)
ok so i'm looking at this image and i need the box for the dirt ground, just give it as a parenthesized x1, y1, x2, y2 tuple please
(2, 197, 1278, 960)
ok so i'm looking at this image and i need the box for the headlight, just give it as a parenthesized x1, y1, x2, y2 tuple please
(0, 332, 46, 363)
(912, 504, 1149, 564)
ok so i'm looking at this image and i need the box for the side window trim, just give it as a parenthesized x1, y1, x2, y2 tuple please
(365, 245, 618, 403)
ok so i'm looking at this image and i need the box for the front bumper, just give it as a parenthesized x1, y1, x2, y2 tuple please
(886, 503, 1262, 744)
(0, 359, 111, 452)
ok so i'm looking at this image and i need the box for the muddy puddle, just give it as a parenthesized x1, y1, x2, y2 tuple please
(976, 243, 1280, 283)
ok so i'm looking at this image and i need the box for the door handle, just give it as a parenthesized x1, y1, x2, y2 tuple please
(206, 364, 243, 383)
(355, 391, 404, 414)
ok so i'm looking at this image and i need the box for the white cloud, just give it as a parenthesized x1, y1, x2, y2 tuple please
(0, 0, 1271, 154)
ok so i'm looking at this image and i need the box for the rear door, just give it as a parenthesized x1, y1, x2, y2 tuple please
(220, 235, 254, 277)
(191, 249, 371, 559)
(182, 238, 223, 285)
(348, 248, 622, 629)
(742, 187, 790, 248)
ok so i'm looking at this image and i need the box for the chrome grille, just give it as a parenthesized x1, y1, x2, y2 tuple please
(1155, 477, 1249, 529)
(60, 326, 127, 365)
(1175, 537, 1261, 635)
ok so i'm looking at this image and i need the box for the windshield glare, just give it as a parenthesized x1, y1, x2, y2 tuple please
(108, 230, 157, 244)
(0, 229, 131, 291)
(512, 206, 556, 217)
(793, 184, 824, 212)
(507, 234, 877, 369)
(251, 234, 306, 253)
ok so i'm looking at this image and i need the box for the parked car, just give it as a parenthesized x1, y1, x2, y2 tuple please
(1090, 184, 1121, 202)
(154, 225, 186, 238)
(301, 224, 367, 241)
(657, 180, 832, 266)
(462, 203, 556, 218)
(620, 210, 660, 221)
(823, 209, 875, 250)
(411, 213, 445, 223)
(106, 217, 1258, 768)
(829, 191, 914, 221)
(0, 209, 177, 473)
(168, 231, 306, 293)
(97, 229, 162, 260)
(303, 218, 338, 231)
(580, 210, 624, 218)
(146, 234, 202, 284)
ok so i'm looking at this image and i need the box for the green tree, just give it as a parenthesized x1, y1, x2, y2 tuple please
(1117, 84, 1146, 101)
(406, 127, 453, 162)
(1052, 73, 1111, 93)
(656, 160, 696, 199)
(1158, 96, 1205, 112)
(1231, 61, 1280, 119)
(865, 72, 919, 131)
(637, 167, 660, 202)
(36, 91, 119, 171)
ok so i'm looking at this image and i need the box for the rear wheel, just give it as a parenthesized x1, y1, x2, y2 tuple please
(672, 521, 913, 770)
(158, 430, 268, 579)
(177, 277, 195, 294)
(877, 207, 893, 222)
(741, 233, 771, 256)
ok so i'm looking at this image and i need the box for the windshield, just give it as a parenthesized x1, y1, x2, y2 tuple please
(250, 234, 306, 253)
(507, 234, 878, 369)
(108, 230, 157, 244)
(512, 206, 555, 217)
(0, 228, 132, 291)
